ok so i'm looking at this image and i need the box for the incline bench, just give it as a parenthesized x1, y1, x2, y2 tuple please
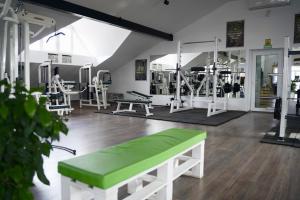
(113, 99, 153, 117)
(58, 128, 207, 200)
(127, 91, 153, 109)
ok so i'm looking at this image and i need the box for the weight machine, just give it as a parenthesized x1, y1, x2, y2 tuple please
(261, 37, 300, 147)
(0, 0, 55, 89)
(170, 37, 228, 117)
(279, 37, 300, 139)
(79, 64, 112, 111)
(194, 58, 211, 97)
(38, 61, 77, 115)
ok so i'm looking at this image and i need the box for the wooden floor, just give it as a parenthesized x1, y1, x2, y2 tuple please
(32, 108, 300, 200)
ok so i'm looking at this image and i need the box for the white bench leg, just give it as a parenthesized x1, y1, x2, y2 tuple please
(129, 103, 133, 111)
(94, 187, 118, 200)
(191, 141, 205, 178)
(145, 104, 153, 117)
(157, 160, 173, 200)
(127, 178, 143, 194)
(61, 176, 71, 200)
(113, 102, 121, 114)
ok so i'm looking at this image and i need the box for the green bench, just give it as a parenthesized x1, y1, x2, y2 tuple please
(58, 128, 207, 200)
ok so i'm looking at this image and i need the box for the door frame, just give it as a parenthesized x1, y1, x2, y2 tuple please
(250, 48, 284, 112)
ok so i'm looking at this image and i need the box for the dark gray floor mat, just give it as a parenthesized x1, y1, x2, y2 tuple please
(96, 104, 247, 126)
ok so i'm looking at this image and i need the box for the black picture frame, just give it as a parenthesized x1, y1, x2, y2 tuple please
(226, 20, 244, 48)
(294, 14, 300, 44)
(135, 59, 147, 81)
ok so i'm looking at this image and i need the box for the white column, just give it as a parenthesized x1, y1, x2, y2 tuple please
(212, 37, 218, 104)
(9, 22, 18, 83)
(1, 21, 8, 81)
(279, 37, 290, 138)
(176, 41, 181, 109)
(23, 22, 30, 89)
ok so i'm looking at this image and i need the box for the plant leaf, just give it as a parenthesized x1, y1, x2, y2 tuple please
(18, 188, 33, 200)
(37, 167, 50, 185)
(41, 142, 52, 157)
(38, 109, 52, 127)
(24, 96, 36, 118)
(0, 105, 8, 119)
(7, 166, 23, 184)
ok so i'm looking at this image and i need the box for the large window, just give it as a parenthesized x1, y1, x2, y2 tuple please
(29, 18, 131, 65)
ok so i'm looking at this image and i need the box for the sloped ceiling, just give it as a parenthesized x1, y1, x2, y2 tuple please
(65, 0, 234, 33)
(19, 0, 235, 71)
(99, 32, 161, 70)
(91, 0, 234, 71)
(23, 2, 79, 43)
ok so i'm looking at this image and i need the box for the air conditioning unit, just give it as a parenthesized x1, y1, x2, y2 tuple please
(248, 0, 290, 10)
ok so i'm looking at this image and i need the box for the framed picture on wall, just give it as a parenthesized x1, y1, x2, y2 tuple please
(226, 20, 244, 48)
(294, 14, 300, 43)
(135, 59, 147, 81)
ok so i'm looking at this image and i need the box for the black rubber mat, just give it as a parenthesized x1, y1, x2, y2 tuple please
(261, 135, 300, 148)
(261, 118, 300, 148)
(96, 104, 247, 126)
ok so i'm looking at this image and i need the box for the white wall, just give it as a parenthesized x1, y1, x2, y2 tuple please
(25, 50, 96, 66)
(110, 0, 300, 111)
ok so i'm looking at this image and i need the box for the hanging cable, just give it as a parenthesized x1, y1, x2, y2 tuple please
(46, 25, 66, 43)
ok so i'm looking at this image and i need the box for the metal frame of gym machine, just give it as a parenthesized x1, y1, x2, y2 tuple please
(170, 37, 228, 117)
(0, 0, 55, 89)
(279, 37, 300, 140)
(262, 37, 300, 147)
(0, 0, 76, 154)
(38, 61, 79, 115)
(79, 64, 110, 111)
(1, 0, 20, 86)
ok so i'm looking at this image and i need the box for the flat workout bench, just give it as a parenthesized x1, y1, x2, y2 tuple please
(113, 99, 153, 117)
(127, 91, 152, 99)
(58, 128, 206, 200)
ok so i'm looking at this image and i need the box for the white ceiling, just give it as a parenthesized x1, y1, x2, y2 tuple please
(24, 3, 79, 43)
(66, 0, 234, 33)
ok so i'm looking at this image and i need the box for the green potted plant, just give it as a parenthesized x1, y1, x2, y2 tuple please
(0, 80, 68, 200)
(291, 81, 296, 93)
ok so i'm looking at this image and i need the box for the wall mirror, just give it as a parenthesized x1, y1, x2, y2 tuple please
(150, 50, 246, 98)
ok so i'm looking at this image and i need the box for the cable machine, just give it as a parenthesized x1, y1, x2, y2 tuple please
(79, 64, 112, 111)
(0, 1, 55, 89)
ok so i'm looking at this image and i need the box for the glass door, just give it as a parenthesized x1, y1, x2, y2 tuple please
(251, 49, 283, 112)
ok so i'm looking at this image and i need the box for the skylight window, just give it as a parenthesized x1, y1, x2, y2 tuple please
(30, 18, 131, 65)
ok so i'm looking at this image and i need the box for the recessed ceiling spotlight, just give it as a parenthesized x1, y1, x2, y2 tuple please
(164, 0, 170, 5)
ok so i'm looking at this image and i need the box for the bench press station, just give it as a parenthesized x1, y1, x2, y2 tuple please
(113, 91, 154, 117)
(58, 128, 206, 200)
(113, 99, 153, 117)
(127, 91, 153, 109)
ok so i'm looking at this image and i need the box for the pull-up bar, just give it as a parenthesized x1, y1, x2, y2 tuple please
(183, 39, 221, 45)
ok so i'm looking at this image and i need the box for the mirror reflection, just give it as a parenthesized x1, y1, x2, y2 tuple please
(150, 50, 246, 98)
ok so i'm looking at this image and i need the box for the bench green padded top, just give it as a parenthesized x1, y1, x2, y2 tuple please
(58, 128, 206, 189)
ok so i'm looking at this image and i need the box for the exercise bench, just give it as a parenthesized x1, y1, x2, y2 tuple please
(58, 128, 207, 200)
(127, 91, 153, 109)
(113, 99, 153, 117)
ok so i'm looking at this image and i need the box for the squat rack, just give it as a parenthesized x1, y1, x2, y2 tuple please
(171, 37, 227, 117)
(279, 37, 300, 138)
(261, 37, 300, 147)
